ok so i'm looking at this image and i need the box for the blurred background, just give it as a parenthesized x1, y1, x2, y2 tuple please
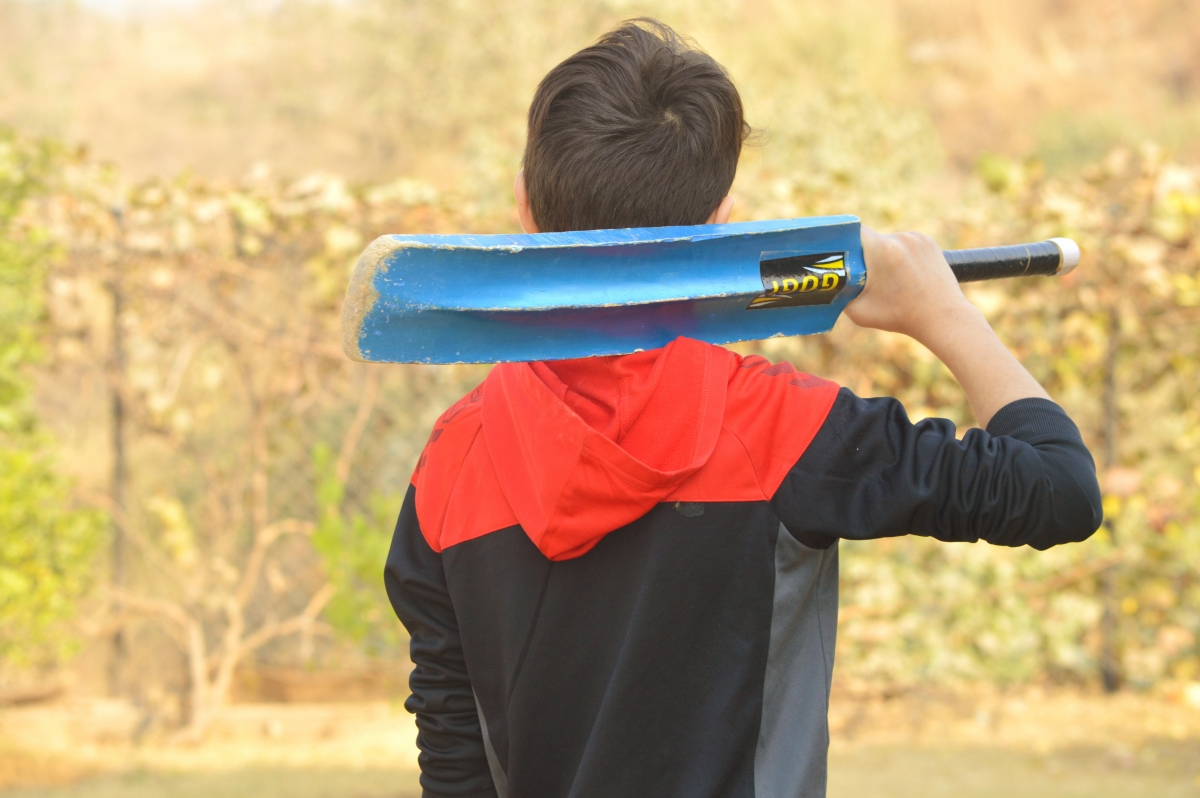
(1, 0, 1199, 796)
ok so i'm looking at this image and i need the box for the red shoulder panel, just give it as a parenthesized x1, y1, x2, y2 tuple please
(664, 353, 837, 502)
(713, 354, 839, 500)
(664, 425, 764, 503)
(412, 384, 518, 553)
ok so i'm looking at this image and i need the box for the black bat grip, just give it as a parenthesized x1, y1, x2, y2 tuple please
(942, 239, 1079, 283)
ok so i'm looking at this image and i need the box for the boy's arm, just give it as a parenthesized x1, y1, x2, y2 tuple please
(770, 228, 1102, 549)
(384, 485, 498, 798)
(772, 389, 1101, 549)
(845, 227, 1051, 428)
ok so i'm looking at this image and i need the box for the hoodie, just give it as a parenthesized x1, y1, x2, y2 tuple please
(386, 337, 1101, 798)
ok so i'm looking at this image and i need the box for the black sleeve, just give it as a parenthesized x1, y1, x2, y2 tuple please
(771, 390, 1103, 551)
(384, 484, 498, 798)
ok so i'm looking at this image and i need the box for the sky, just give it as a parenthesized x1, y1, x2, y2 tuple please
(74, 0, 294, 16)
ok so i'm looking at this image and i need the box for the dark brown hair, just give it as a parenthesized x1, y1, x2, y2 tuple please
(522, 19, 750, 232)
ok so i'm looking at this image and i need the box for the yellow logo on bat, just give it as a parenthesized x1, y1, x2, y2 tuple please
(748, 253, 847, 309)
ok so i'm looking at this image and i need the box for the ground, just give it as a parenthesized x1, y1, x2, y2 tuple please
(3, 687, 1199, 797)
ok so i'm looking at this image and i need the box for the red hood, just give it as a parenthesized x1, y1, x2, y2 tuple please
(481, 337, 731, 560)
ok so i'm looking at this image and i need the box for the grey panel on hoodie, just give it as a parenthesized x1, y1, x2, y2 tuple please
(754, 526, 838, 798)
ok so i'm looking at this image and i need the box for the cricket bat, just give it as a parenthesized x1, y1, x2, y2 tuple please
(341, 216, 1079, 364)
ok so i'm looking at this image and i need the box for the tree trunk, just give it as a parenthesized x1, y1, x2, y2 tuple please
(1099, 305, 1122, 694)
(177, 618, 212, 742)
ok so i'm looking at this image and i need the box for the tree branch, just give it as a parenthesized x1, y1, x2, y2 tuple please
(233, 519, 315, 610)
(83, 491, 189, 587)
(336, 367, 380, 485)
(106, 588, 195, 650)
(238, 582, 336, 656)
(1016, 553, 1123, 597)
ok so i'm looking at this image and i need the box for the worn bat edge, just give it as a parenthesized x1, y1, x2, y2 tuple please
(340, 218, 867, 362)
(341, 235, 400, 362)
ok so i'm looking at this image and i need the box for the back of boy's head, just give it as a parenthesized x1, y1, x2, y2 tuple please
(523, 19, 749, 233)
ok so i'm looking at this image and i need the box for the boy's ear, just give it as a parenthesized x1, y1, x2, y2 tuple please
(707, 196, 735, 225)
(514, 172, 539, 234)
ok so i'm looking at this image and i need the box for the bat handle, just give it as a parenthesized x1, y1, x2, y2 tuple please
(942, 238, 1080, 283)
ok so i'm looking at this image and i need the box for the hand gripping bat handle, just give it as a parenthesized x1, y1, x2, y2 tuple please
(942, 238, 1080, 283)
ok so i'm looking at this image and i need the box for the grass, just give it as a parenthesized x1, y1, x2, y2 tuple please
(829, 742, 1200, 798)
(0, 767, 418, 798)
(6, 690, 1200, 796)
(4, 744, 1198, 798)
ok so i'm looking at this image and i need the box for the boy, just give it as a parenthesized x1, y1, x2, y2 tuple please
(385, 19, 1102, 798)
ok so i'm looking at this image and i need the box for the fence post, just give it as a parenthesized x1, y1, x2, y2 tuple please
(1099, 304, 1122, 693)
(107, 207, 129, 697)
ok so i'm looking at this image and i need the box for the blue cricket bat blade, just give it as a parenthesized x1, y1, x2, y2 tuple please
(342, 216, 867, 364)
(341, 218, 1080, 364)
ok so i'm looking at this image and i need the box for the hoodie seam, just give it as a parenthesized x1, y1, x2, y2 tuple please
(722, 422, 770, 503)
(576, 439, 663, 490)
(431, 422, 486, 550)
(541, 442, 587, 545)
(618, 360, 630, 440)
(684, 350, 713, 468)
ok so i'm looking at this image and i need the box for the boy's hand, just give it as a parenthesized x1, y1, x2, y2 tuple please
(845, 226, 979, 342)
(846, 225, 1051, 427)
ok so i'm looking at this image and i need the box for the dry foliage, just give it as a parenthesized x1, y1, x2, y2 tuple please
(0, 0, 1197, 181)
(1, 0, 1199, 740)
(27, 161, 489, 734)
